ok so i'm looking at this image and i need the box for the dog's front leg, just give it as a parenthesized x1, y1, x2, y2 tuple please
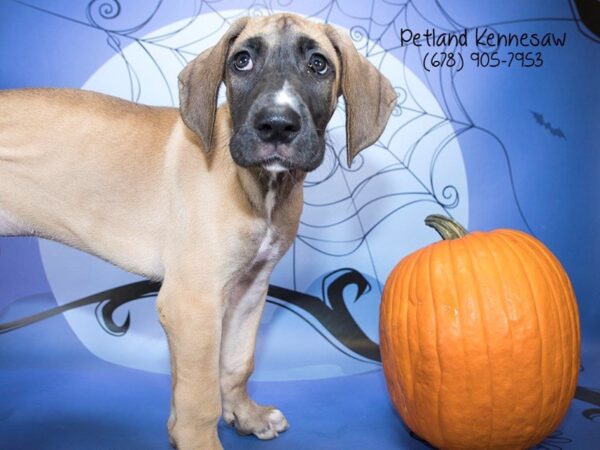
(220, 280, 289, 440)
(157, 277, 223, 450)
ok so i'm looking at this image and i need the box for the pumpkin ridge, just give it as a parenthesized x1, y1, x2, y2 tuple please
(427, 243, 446, 448)
(473, 231, 518, 441)
(494, 232, 547, 443)
(516, 233, 581, 379)
(381, 262, 400, 415)
(445, 236, 471, 443)
(516, 232, 579, 428)
(380, 270, 390, 365)
(517, 232, 568, 432)
(402, 251, 421, 425)
(388, 261, 406, 401)
(409, 247, 428, 435)
(540, 241, 580, 405)
(462, 234, 496, 448)
(414, 247, 427, 441)
(392, 255, 412, 417)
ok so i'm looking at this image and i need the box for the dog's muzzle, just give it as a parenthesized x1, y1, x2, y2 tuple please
(253, 105, 303, 171)
(229, 83, 326, 173)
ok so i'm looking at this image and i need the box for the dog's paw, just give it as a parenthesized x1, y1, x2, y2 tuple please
(224, 404, 289, 440)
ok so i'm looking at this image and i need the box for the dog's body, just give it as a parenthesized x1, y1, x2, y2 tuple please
(0, 14, 395, 450)
(0, 90, 298, 280)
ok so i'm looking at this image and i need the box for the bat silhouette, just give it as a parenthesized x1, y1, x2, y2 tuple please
(531, 111, 566, 139)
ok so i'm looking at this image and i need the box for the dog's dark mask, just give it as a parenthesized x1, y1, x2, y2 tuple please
(226, 31, 335, 172)
(178, 14, 397, 172)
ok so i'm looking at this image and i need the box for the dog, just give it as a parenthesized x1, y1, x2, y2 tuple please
(0, 13, 396, 450)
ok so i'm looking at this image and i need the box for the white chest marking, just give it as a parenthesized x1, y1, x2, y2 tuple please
(256, 174, 278, 259)
(229, 174, 280, 308)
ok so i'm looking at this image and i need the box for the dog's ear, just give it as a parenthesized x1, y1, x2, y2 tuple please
(178, 17, 249, 151)
(326, 26, 397, 167)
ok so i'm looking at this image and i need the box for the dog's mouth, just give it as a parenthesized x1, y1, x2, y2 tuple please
(255, 142, 299, 171)
(260, 154, 293, 173)
(229, 126, 325, 173)
(250, 146, 325, 173)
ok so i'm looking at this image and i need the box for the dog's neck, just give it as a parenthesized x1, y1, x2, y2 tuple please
(236, 167, 303, 218)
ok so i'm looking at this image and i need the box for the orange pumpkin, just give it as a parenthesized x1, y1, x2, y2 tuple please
(380, 215, 580, 450)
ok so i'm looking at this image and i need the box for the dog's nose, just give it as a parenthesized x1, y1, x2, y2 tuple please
(254, 107, 301, 143)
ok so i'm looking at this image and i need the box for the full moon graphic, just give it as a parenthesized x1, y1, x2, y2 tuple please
(38, 10, 469, 381)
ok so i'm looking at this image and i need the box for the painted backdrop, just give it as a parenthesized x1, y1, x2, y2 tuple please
(0, 1, 599, 449)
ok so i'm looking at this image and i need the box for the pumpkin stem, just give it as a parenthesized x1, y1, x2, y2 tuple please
(425, 214, 468, 240)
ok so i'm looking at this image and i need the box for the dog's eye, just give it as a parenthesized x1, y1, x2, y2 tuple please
(233, 52, 253, 71)
(308, 54, 329, 76)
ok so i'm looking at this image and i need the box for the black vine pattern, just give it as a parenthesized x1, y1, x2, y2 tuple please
(0, 280, 160, 336)
(0, 271, 381, 362)
(534, 430, 573, 450)
(576, 387, 600, 424)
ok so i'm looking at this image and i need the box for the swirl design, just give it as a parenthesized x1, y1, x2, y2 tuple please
(349, 25, 370, 50)
(85, 0, 162, 34)
(86, 0, 121, 27)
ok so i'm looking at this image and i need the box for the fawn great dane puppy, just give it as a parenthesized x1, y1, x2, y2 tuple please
(0, 13, 396, 450)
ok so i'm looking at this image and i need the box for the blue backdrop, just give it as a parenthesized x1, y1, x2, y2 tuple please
(0, 1, 599, 449)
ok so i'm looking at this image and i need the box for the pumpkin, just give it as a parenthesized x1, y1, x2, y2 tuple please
(380, 215, 580, 450)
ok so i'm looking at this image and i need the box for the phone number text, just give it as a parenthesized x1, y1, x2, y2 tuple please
(422, 51, 545, 71)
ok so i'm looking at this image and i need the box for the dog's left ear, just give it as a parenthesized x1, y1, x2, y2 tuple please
(325, 26, 397, 167)
(178, 17, 249, 151)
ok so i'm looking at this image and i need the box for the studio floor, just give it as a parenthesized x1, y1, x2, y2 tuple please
(1, 293, 599, 450)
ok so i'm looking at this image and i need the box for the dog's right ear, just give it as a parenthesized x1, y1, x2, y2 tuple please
(178, 17, 249, 152)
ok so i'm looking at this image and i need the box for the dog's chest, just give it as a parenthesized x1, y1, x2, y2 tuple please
(228, 176, 285, 306)
(254, 179, 280, 257)
(246, 178, 282, 268)
(247, 224, 280, 272)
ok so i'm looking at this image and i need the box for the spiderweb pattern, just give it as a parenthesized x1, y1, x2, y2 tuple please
(11, 0, 570, 289)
